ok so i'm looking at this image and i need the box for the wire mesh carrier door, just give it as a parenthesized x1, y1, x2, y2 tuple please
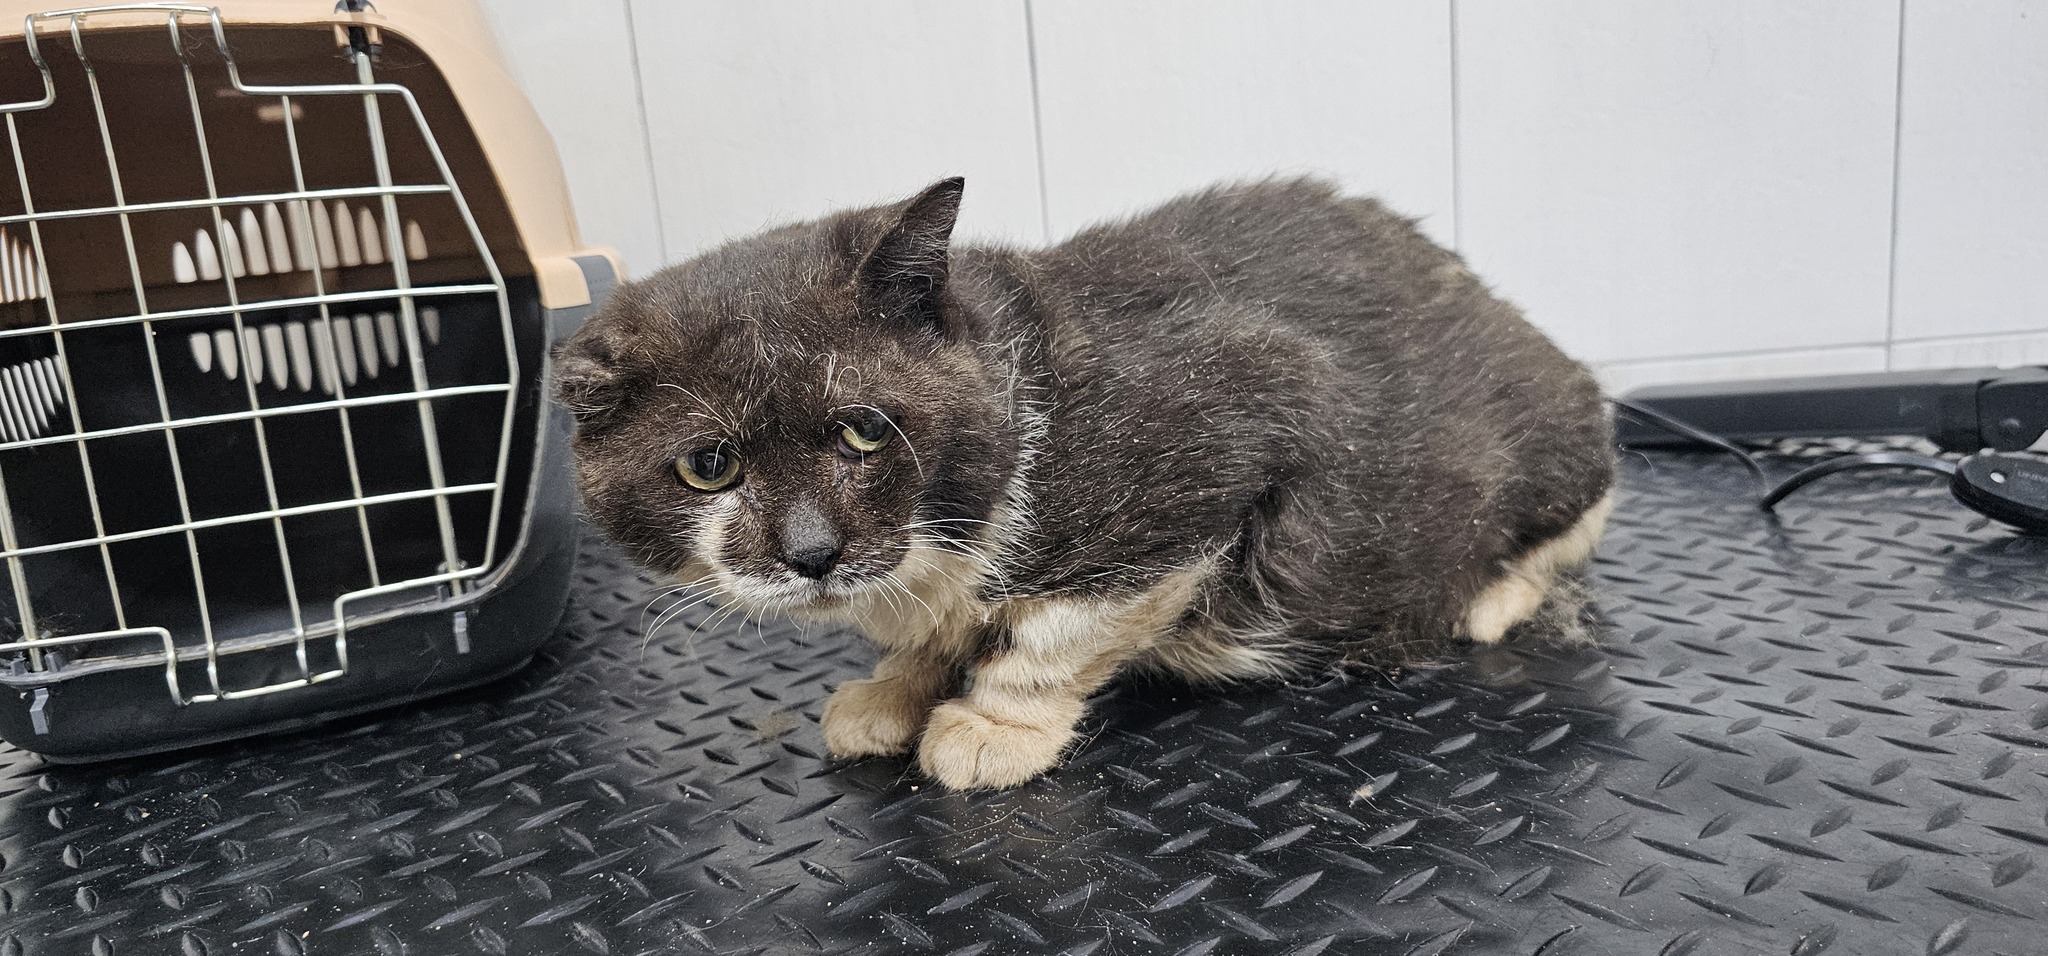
(0, 2, 609, 760)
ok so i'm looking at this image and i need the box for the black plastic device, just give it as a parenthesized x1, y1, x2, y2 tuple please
(1953, 453, 2048, 534)
(1616, 366, 2048, 452)
(1613, 372, 2048, 540)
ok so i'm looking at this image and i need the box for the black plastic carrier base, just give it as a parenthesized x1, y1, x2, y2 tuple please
(0, 273, 602, 761)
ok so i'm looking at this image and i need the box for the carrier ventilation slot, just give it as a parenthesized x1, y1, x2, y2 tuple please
(169, 200, 429, 283)
(0, 229, 46, 304)
(0, 357, 64, 444)
(183, 308, 442, 395)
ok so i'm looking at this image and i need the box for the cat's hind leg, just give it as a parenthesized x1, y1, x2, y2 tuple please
(1464, 491, 1613, 644)
(918, 564, 1211, 789)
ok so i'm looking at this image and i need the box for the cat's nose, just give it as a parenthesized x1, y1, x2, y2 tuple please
(784, 544, 841, 579)
(780, 500, 843, 579)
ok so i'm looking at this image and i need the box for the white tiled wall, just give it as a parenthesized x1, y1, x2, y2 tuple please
(1030, 1, 1455, 246)
(628, 2, 1046, 256)
(1890, 0, 2048, 360)
(480, 0, 2048, 389)
(1457, 2, 1902, 367)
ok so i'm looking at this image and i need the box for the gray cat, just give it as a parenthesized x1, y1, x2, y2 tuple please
(553, 177, 1615, 789)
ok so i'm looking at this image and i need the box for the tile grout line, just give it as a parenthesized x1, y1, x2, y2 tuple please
(1601, 326, 2048, 371)
(1882, 0, 1909, 370)
(1448, 0, 1463, 253)
(1597, 342, 1892, 370)
(1890, 328, 2048, 346)
(1023, 0, 1052, 245)
(621, 0, 670, 268)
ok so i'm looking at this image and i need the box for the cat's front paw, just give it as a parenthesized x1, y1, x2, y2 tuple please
(821, 677, 931, 757)
(917, 701, 1074, 790)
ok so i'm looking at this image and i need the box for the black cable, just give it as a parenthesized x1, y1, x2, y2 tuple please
(1609, 399, 2045, 533)
(1758, 452, 1958, 510)
(1609, 399, 1959, 515)
(1608, 398, 1770, 491)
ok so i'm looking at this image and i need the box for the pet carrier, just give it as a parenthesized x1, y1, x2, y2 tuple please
(0, 1, 618, 759)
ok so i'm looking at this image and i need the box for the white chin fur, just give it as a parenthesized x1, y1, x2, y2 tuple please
(713, 570, 877, 618)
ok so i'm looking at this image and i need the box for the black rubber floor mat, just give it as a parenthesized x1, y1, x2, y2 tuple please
(2, 447, 2045, 956)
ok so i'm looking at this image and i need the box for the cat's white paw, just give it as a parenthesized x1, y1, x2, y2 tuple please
(1464, 491, 1612, 644)
(821, 677, 931, 757)
(917, 701, 1073, 790)
(1464, 574, 1547, 644)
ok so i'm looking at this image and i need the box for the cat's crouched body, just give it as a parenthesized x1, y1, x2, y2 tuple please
(555, 177, 1615, 790)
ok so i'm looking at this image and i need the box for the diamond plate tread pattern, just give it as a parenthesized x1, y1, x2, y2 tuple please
(1, 448, 2046, 955)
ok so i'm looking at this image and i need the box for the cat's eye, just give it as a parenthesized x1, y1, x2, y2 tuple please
(839, 416, 892, 455)
(676, 446, 741, 491)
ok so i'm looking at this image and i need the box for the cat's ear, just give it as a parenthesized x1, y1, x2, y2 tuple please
(854, 177, 964, 337)
(552, 332, 630, 429)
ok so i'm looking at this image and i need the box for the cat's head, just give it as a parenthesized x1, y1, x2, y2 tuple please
(552, 178, 1019, 614)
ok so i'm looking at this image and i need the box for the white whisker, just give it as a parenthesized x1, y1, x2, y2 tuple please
(883, 570, 940, 631)
(638, 580, 717, 635)
(900, 517, 1001, 530)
